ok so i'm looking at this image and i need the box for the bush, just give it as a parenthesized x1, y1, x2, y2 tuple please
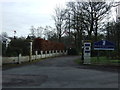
(2, 43, 7, 56)
(3, 39, 30, 57)
(67, 48, 78, 55)
(6, 46, 22, 57)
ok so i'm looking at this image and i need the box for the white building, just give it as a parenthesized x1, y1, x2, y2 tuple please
(0, 35, 11, 48)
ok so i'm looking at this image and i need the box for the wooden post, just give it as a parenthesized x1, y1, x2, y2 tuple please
(18, 53, 21, 64)
(35, 51, 38, 60)
(49, 50, 51, 57)
(56, 50, 57, 56)
(45, 51, 47, 58)
(52, 50, 54, 56)
(29, 41, 32, 62)
(41, 51, 43, 58)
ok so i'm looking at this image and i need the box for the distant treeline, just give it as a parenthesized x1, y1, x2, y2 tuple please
(2, 38, 65, 57)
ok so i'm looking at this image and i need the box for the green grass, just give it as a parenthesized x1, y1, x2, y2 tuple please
(91, 57, 120, 65)
(74, 58, 82, 64)
(91, 57, 108, 64)
(74, 56, 120, 66)
(110, 60, 120, 63)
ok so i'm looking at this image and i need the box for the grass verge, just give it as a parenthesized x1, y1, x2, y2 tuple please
(74, 58, 82, 64)
(74, 57, 120, 66)
(91, 57, 120, 65)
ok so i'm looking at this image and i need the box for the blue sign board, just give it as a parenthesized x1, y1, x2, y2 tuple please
(94, 40, 115, 50)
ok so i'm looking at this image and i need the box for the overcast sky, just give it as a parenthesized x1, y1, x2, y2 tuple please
(1, 0, 72, 37)
(0, 0, 119, 37)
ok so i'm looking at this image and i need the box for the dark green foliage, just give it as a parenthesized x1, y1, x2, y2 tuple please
(6, 46, 22, 57)
(2, 43, 7, 56)
(104, 20, 120, 59)
(91, 50, 109, 57)
(3, 39, 30, 57)
(67, 48, 78, 55)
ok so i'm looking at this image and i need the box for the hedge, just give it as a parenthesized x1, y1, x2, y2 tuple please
(33, 38, 65, 51)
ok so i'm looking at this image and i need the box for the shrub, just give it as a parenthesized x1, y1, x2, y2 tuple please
(4, 39, 30, 56)
(67, 48, 78, 55)
(6, 46, 22, 57)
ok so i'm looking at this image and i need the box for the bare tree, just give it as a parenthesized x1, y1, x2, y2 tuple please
(30, 26, 44, 38)
(43, 26, 56, 40)
(36, 27, 44, 38)
(81, 1, 113, 41)
(66, 1, 87, 50)
(30, 26, 36, 37)
(53, 6, 68, 42)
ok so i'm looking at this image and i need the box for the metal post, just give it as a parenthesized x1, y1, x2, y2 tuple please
(97, 50, 99, 60)
(81, 46, 84, 64)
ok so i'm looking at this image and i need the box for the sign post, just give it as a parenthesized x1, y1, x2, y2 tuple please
(83, 42, 91, 64)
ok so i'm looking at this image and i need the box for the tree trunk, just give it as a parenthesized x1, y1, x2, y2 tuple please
(94, 20, 98, 42)
(107, 23, 110, 40)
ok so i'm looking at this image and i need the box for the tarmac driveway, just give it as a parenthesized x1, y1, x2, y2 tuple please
(2, 56, 119, 88)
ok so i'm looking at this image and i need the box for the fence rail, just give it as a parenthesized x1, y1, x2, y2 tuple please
(2, 50, 67, 65)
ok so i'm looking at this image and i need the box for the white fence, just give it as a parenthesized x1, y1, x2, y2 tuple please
(2, 50, 67, 64)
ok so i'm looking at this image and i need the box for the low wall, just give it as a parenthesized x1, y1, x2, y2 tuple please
(2, 50, 67, 64)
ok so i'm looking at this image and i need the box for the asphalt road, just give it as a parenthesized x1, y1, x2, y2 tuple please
(2, 56, 119, 88)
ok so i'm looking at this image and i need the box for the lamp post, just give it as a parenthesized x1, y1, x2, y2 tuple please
(14, 30, 16, 39)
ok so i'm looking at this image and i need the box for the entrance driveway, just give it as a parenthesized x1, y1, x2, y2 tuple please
(2, 56, 119, 88)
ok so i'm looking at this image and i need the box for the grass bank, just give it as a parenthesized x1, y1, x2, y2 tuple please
(74, 56, 120, 66)
(91, 57, 120, 65)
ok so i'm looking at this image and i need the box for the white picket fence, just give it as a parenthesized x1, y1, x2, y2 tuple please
(2, 50, 67, 64)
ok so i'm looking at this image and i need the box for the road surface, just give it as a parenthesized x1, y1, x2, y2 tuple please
(2, 56, 119, 88)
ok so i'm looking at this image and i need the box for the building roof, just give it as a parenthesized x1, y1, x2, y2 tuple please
(0, 35, 11, 43)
